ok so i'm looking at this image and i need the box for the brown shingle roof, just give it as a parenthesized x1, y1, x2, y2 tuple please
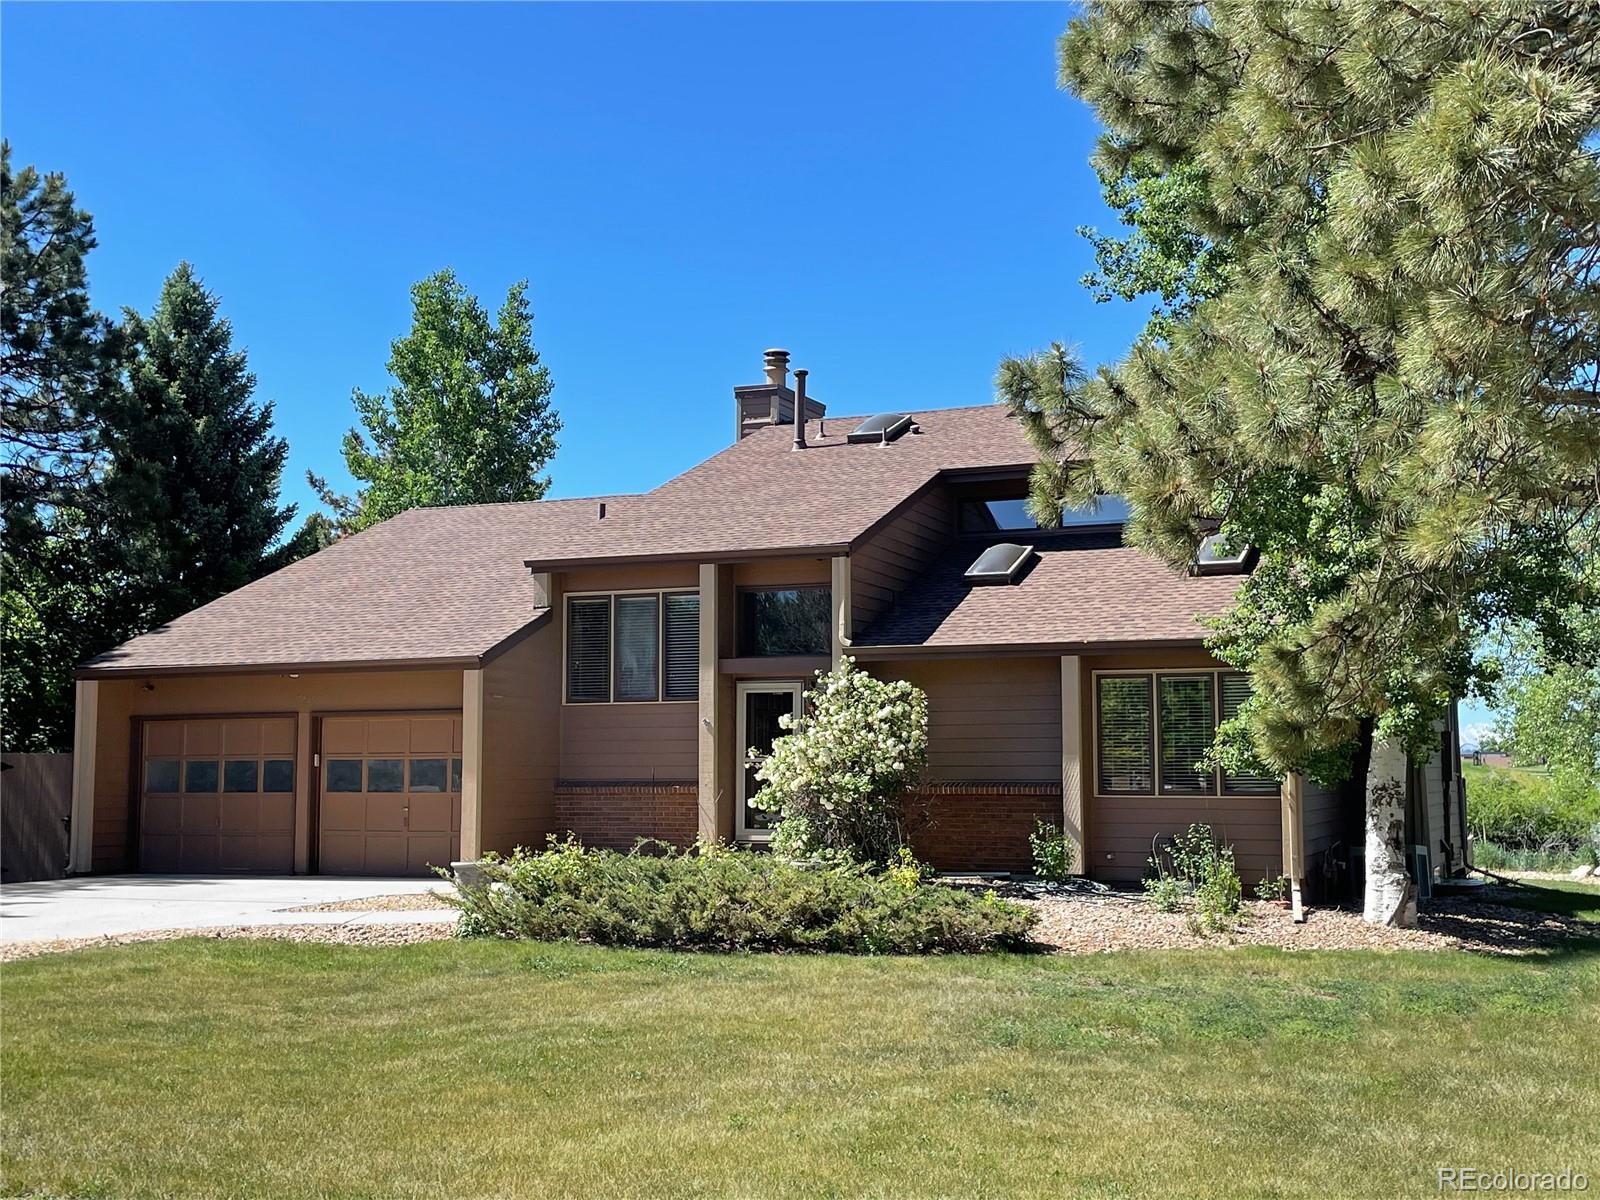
(77, 498, 620, 676)
(520, 404, 1036, 566)
(853, 533, 1243, 651)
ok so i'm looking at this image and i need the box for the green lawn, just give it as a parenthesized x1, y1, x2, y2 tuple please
(4, 912, 1599, 1199)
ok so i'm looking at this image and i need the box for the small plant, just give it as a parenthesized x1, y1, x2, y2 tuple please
(1143, 824, 1243, 932)
(1254, 874, 1288, 903)
(885, 846, 928, 892)
(1028, 820, 1076, 882)
(1142, 874, 1185, 912)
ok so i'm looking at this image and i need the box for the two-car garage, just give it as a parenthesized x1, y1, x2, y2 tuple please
(131, 709, 463, 878)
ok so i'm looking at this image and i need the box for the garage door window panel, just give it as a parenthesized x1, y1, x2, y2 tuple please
(223, 760, 259, 793)
(184, 761, 220, 793)
(368, 759, 404, 792)
(146, 759, 180, 793)
(326, 760, 363, 791)
(263, 760, 294, 792)
(409, 759, 447, 792)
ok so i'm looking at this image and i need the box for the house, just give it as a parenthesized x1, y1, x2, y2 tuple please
(69, 349, 1469, 893)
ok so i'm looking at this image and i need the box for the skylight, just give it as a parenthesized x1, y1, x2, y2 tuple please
(1193, 533, 1255, 575)
(963, 543, 1036, 586)
(846, 412, 914, 444)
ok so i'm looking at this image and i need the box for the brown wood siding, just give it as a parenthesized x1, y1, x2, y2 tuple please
(876, 657, 1061, 783)
(92, 669, 465, 873)
(480, 623, 560, 854)
(850, 485, 954, 633)
(559, 702, 697, 783)
(731, 558, 831, 587)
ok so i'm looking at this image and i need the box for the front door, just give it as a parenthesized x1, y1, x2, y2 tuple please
(736, 681, 803, 841)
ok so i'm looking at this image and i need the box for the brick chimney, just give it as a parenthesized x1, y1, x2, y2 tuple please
(734, 348, 826, 442)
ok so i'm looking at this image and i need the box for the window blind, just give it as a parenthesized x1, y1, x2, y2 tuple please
(1097, 676, 1153, 794)
(1219, 672, 1280, 794)
(662, 593, 700, 701)
(614, 594, 660, 702)
(566, 597, 611, 703)
(1158, 675, 1215, 794)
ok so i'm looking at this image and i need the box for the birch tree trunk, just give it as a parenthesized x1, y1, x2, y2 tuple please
(1363, 733, 1417, 927)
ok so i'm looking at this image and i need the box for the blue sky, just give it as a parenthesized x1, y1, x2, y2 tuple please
(2, 2, 1138, 507)
(1, 1, 1500, 732)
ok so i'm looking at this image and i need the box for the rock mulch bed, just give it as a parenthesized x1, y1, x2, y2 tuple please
(0, 920, 456, 963)
(288, 891, 457, 913)
(1021, 886, 1595, 956)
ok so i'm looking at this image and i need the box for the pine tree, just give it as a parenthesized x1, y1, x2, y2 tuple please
(312, 269, 560, 535)
(1002, 3, 1600, 924)
(103, 263, 306, 627)
(0, 144, 126, 750)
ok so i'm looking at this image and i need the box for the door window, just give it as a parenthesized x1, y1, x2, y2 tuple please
(738, 683, 803, 840)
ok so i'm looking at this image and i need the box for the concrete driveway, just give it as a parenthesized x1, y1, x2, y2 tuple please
(0, 875, 455, 945)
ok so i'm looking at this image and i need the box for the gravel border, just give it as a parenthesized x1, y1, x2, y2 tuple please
(287, 891, 458, 913)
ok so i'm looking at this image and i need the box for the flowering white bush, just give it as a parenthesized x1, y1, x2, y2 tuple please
(750, 657, 928, 864)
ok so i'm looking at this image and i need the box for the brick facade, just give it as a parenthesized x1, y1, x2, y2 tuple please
(554, 783, 698, 851)
(907, 783, 1063, 873)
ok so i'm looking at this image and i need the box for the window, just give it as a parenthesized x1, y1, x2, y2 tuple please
(959, 495, 1130, 534)
(1095, 670, 1282, 797)
(223, 760, 259, 793)
(1097, 676, 1154, 795)
(146, 759, 180, 793)
(326, 760, 363, 792)
(1158, 675, 1215, 794)
(565, 590, 699, 703)
(566, 596, 612, 703)
(739, 586, 831, 656)
(184, 760, 219, 793)
(1219, 673, 1279, 794)
(614, 595, 660, 701)
(409, 759, 447, 792)
(263, 760, 295, 793)
(663, 592, 700, 701)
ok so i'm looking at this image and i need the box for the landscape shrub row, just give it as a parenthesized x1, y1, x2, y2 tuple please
(449, 838, 1037, 954)
(1467, 768, 1600, 865)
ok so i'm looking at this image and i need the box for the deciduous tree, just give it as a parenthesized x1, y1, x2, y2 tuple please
(313, 270, 559, 534)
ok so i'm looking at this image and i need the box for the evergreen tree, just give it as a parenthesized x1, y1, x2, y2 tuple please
(1002, 3, 1600, 924)
(312, 269, 559, 534)
(0, 142, 123, 559)
(1, 145, 125, 750)
(104, 264, 309, 628)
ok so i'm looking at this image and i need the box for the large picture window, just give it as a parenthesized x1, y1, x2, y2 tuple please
(565, 591, 699, 704)
(738, 586, 831, 657)
(1095, 670, 1278, 797)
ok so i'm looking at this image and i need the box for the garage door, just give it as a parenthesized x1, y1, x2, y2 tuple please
(317, 713, 462, 876)
(139, 717, 296, 873)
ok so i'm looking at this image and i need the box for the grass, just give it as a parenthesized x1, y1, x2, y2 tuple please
(1489, 876, 1600, 924)
(3, 894, 1598, 1199)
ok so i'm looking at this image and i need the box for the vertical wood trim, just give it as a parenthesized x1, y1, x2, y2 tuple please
(460, 669, 485, 861)
(294, 708, 313, 874)
(68, 680, 99, 873)
(1060, 656, 1085, 875)
(697, 563, 720, 843)
(1282, 772, 1306, 881)
(831, 555, 851, 667)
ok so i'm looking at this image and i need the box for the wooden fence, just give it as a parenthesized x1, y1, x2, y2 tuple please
(1, 753, 73, 883)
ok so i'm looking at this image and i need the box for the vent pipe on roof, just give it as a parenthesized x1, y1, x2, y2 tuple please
(792, 370, 809, 450)
(598, 502, 607, 520)
(763, 348, 790, 388)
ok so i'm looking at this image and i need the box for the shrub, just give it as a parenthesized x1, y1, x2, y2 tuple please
(1466, 767, 1600, 854)
(1144, 824, 1243, 931)
(1028, 820, 1076, 881)
(750, 657, 928, 864)
(448, 838, 1036, 954)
